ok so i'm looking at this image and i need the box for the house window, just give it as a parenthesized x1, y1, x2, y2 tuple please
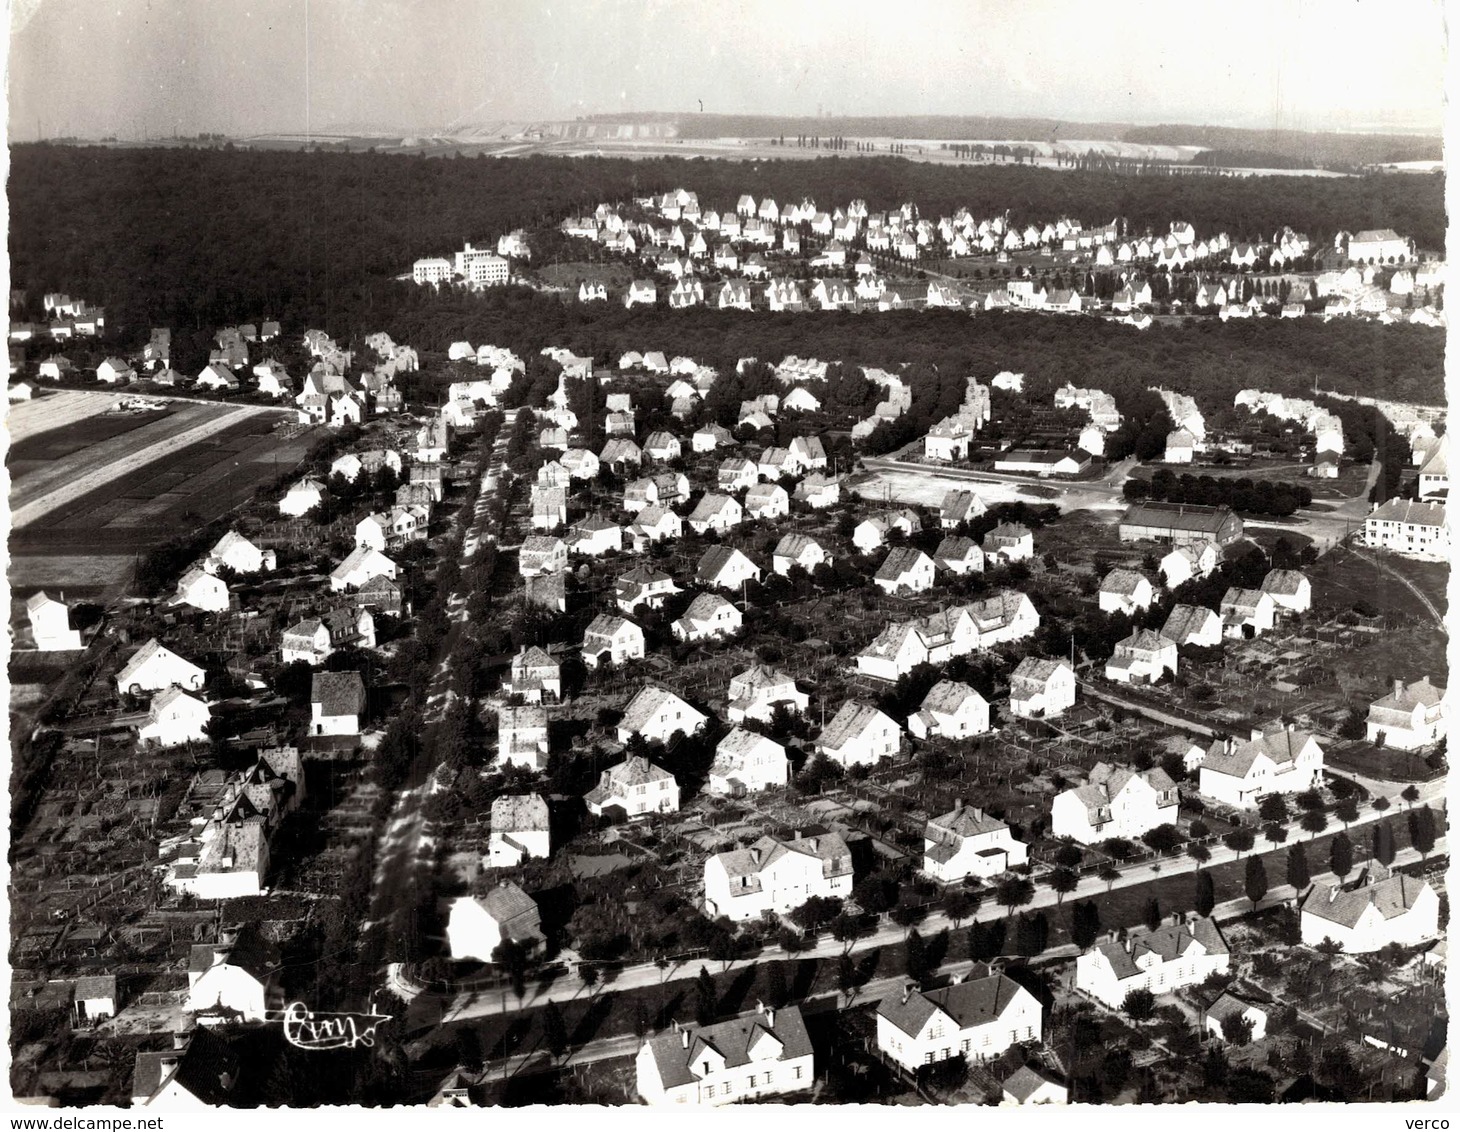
(923, 1053, 934, 1065)
(961, 1039, 971, 1053)
(748, 1075, 756, 1089)
(764, 1070, 772, 1085)
(794, 1067, 803, 1080)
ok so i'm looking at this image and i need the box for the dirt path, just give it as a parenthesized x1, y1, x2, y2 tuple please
(12, 406, 265, 527)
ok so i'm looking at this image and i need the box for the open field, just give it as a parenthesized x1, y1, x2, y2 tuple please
(11, 403, 290, 524)
(8, 407, 174, 482)
(1309, 545, 1447, 623)
(8, 416, 316, 601)
(854, 467, 1126, 514)
(5, 388, 120, 444)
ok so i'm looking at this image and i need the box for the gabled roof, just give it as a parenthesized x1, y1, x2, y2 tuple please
(1091, 917, 1227, 979)
(1372, 675, 1444, 712)
(1260, 569, 1309, 596)
(311, 670, 365, 716)
(1202, 726, 1317, 778)
(918, 680, 986, 717)
(876, 972, 1030, 1037)
(1100, 568, 1150, 596)
(1010, 656, 1072, 690)
(821, 701, 896, 751)
(490, 794, 550, 833)
(620, 686, 701, 734)
(1301, 871, 1434, 928)
(1369, 498, 1445, 527)
(644, 1006, 811, 1090)
(875, 546, 932, 582)
(1162, 603, 1218, 643)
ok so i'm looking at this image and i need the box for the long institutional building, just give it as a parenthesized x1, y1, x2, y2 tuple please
(1119, 502, 1244, 547)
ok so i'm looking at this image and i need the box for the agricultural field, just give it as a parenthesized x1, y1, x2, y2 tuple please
(8, 414, 314, 601)
(4, 389, 118, 445)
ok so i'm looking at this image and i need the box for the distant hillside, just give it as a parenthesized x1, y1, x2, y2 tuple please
(598, 113, 1441, 169)
(1129, 124, 1441, 169)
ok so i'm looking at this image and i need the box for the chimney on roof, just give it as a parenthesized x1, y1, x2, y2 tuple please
(172, 1032, 190, 1051)
(1328, 884, 1340, 903)
(681, 1027, 690, 1049)
(901, 982, 915, 1006)
(1394, 678, 1405, 698)
(1250, 728, 1264, 742)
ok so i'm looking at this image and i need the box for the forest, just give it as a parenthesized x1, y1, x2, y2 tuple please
(9, 145, 1445, 340)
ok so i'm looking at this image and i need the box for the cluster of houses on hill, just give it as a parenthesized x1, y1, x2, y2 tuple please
(7, 292, 107, 345)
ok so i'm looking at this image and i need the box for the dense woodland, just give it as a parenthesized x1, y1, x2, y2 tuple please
(10, 146, 1445, 338)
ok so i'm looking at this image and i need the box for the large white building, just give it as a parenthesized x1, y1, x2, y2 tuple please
(704, 831, 853, 921)
(1365, 499, 1448, 561)
(635, 1004, 814, 1106)
(445, 882, 545, 962)
(1075, 917, 1230, 1008)
(876, 972, 1041, 1071)
(1051, 762, 1178, 845)
(455, 243, 511, 286)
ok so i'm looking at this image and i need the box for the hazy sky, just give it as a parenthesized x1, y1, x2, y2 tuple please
(7, 0, 1448, 138)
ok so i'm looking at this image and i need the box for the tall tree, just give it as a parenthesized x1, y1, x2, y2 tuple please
(904, 929, 929, 982)
(1195, 869, 1215, 917)
(1286, 842, 1311, 891)
(1372, 820, 1396, 867)
(1143, 896, 1162, 932)
(1071, 900, 1101, 950)
(1244, 856, 1268, 911)
(542, 1001, 568, 1059)
(1329, 832, 1353, 879)
(1409, 805, 1437, 858)
(695, 965, 717, 1025)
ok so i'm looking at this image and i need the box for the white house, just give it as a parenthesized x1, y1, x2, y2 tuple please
(137, 688, 211, 747)
(854, 508, 921, 553)
(1051, 762, 1178, 844)
(25, 592, 82, 651)
(933, 536, 984, 576)
(744, 483, 790, 522)
(330, 546, 397, 592)
(876, 972, 1042, 1071)
(582, 614, 646, 669)
(446, 882, 546, 962)
(1105, 629, 1178, 684)
(310, 671, 365, 736)
(940, 490, 987, 528)
(486, 794, 551, 869)
(983, 522, 1034, 564)
(688, 493, 743, 535)
(635, 1004, 814, 1106)
(206, 530, 275, 575)
(708, 730, 789, 796)
(772, 533, 831, 576)
(1260, 569, 1311, 614)
(1195, 724, 1325, 809)
(1075, 916, 1230, 1007)
(131, 1030, 239, 1108)
(616, 686, 707, 745)
(726, 664, 807, 724)
(673, 593, 742, 643)
(1161, 604, 1223, 647)
(519, 535, 569, 577)
(115, 639, 205, 696)
(1366, 675, 1447, 750)
(1098, 569, 1154, 615)
(504, 646, 561, 703)
(1002, 1065, 1068, 1106)
(1008, 657, 1076, 719)
(874, 547, 936, 595)
(695, 545, 761, 590)
(704, 831, 853, 922)
(1219, 587, 1276, 639)
(615, 566, 681, 614)
(1299, 867, 1440, 953)
(278, 477, 324, 517)
(586, 754, 681, 817)
(568, 515, 623, 557)
(922, 803, 1028, 882)
(185, 926, 279, 1022)
(1205, 993, 1269, 1045)
(1158, 541, 1218, 588)
(818, 701, 902, 767)
(499, 705, 549, 769)
(907, 681, 990, 741)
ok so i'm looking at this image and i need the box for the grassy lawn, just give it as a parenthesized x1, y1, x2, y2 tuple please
(535, 261, 635, 290)
(1327, 741, 1441, 783)
(1308, 545, 1446, 623)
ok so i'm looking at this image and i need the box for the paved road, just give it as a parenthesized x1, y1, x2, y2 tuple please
(455, 838, 1442, 1088)
(434, 783, 1445, 1024)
